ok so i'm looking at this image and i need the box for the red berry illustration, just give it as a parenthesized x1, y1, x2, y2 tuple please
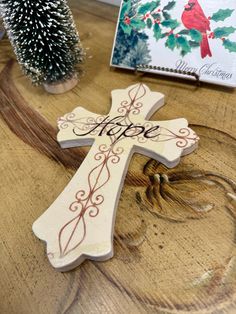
(208, 32, 215, 39)
(124, 17, 131, 25)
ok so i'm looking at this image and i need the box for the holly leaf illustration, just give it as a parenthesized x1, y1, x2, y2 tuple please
(162, 11, 171, 20)
(152, 13, 161, 20)
(189, 29, 202, 43)
(211, 9, 234, 22)
(138, 1, 160, 15)
(161, 32, 168, 38)
(178, 29, 189, 35)
(214, 26, 236, 38)
(120, 22, 132, 35)
(181, 50, 188, 57)
(223, 39, 236, 52)
(189, 40, 200, 48)
(177, 36, 191, 54)
(163, 1, 176, 11)
(120, 1, 131, 20)
(153, 23, 162, 40)
(147, 18, 153, 29)
(165, 34, 176, 50)
(130, 18, 146, 30)
(161, 19, 179, 29)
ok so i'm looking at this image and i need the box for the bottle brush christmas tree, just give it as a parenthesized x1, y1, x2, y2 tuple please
(0, 0, 84, 93)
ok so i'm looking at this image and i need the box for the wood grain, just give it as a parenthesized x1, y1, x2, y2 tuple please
(0, 0, 236, 313)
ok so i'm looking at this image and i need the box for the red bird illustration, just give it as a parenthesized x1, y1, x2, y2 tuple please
(182, 0, 212, 58)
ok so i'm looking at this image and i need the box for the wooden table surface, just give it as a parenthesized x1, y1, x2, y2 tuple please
(0, 1, 236, 313)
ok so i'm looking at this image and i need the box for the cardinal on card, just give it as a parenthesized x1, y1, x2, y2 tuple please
(182, 0, 212, 58)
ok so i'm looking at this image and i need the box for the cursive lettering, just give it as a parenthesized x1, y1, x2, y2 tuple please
(74, 115, 160, 142)
(175, 59, 233, 81)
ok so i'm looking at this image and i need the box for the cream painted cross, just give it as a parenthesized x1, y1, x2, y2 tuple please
(33, 84, 199, 271)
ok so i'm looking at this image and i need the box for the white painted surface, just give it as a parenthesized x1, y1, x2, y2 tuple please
(33, 83, 199, 271)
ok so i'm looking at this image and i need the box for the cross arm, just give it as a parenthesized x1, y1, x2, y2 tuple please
(57, 107, 103, 148)
(133, 118, 199, 168)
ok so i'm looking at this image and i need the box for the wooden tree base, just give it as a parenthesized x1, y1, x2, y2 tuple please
(43, 75, 78, 94)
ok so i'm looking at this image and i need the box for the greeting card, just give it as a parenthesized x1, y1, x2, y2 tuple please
(111, 0, 236, 87)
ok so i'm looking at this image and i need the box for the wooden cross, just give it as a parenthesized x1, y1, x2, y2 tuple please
(33, 84, 199, 271)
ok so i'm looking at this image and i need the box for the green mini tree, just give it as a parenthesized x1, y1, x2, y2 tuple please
(0, 0, 84, 85)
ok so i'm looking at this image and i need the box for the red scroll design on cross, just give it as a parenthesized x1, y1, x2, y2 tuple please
(58, 144, 124, 257)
